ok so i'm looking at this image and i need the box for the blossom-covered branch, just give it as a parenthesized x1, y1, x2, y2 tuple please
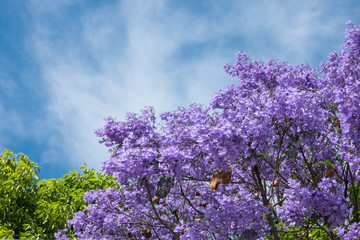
(57, 22, 360, 240)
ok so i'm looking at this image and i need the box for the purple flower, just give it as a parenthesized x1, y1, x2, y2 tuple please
(57, 22, 360, 240)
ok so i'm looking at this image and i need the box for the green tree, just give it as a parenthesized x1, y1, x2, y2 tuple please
(0, 149, 39, 239)
(0, 149, 119, 239)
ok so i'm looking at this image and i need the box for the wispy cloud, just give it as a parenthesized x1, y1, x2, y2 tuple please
(26, 0, 360, 173)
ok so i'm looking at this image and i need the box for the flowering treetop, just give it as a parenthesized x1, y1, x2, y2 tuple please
(58, 22, 360, 240)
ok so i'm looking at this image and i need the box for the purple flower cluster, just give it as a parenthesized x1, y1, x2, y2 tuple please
(320, 22, 360, 170)
(280, 178, 349, 230)
(336, 222, 360, 240)
(59, 22, 360, 239)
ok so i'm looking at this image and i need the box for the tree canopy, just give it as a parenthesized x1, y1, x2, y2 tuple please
(0, 149, 119, 239)
(56, 22, 360, 240)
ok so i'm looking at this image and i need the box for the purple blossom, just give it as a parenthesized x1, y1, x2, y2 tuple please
(58, 22, 360, 240)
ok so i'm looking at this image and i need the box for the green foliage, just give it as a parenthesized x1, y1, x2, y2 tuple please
(34, 163, 119, 239)
(0, 149, 119, 239)
(262, 222, 340, 240)
(0, 149, 39, 239)
(349, 182, 360, 206)
(0, 222, 14, 239)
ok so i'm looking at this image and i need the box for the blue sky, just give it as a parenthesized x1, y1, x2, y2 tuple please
(1, 0, 359, 179)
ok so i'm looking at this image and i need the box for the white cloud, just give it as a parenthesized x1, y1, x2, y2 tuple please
(27, 0, 357, 171)
(216, 0, 347, 65)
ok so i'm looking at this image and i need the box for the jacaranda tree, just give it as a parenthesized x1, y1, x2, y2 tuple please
(58, 22, 360, 240)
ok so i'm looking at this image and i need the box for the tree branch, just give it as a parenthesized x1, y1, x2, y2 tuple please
(179, 182, 204, 215)
(144, 180, 180, 239)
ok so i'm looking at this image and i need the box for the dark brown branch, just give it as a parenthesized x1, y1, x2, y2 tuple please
(261, 157, 290, 187)
(179, 182, 204, 215)
(348, 163, 359, 223)
(144, 180, 180, 239)
(151, 226, 163, 240)
(299, 144, 318, 187)
(252, 165, 280, 240)
(183, 176, 257, 186)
